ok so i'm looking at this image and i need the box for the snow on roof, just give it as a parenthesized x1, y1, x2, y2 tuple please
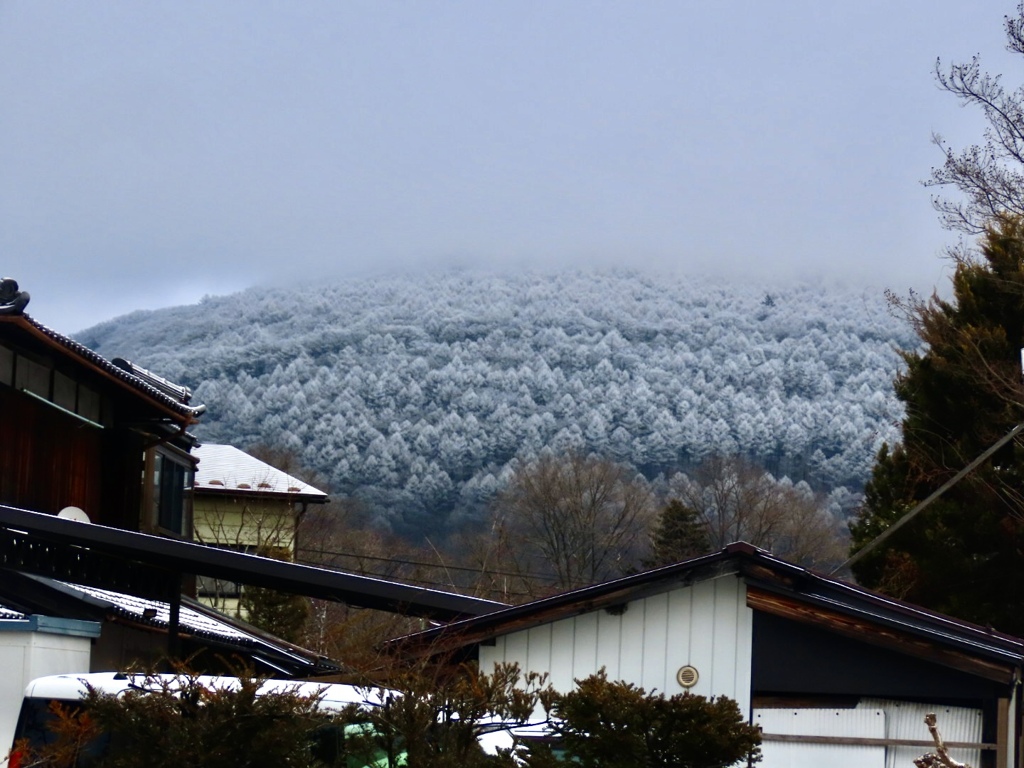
(0, 603, 26, 620)
(63, 582, 251, 640)
(193, 444, 328, 500)
(46, 581, 342, 675)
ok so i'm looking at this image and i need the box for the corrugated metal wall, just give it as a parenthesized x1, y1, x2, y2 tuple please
(859, 699, 982, 768)
(755, 708, 887, 768)
(478, 573, 753, 711)
(754, 701, 983, 768)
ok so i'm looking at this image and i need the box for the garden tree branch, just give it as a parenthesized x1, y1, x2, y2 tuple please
(914, 713, 973, 768)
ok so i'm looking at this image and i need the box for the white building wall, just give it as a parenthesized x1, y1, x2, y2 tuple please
(753, 702, 984, 768)
(754, 708, 887, 768)
(0, 623, 97, 760)
(859, 699, 983, 768)
(479, 573, 753, 712)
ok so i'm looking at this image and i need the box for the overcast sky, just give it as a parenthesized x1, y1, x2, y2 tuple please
(0, 2, 1017, 333)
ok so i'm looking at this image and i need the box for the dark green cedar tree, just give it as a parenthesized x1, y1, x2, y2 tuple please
(644, 498, 712, 568)
(238, 545, 311, 644)
(849, 216, 1024, 633)
(238, 582, 311, 644)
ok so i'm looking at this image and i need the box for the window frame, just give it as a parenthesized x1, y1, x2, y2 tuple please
(144, 445, 195, 538)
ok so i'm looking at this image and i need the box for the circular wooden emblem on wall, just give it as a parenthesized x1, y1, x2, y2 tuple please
(676, 665, 699, 689)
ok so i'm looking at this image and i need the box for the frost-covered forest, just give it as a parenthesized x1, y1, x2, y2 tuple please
(77, 269, 915, 536)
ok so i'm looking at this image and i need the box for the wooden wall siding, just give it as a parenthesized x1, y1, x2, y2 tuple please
(98, 428, 144, 531)
(748, 587, 1015, 685)
(479, 574, 754, 712)
(0, 388, 103, 518)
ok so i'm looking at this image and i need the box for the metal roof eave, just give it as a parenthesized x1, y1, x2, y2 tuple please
(0, 504, 506, 621)
(388, 543, 1024, 672)
(5, 573, 339, 676)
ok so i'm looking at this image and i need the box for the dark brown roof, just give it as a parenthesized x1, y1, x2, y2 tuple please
(389, 542, 1024, 680)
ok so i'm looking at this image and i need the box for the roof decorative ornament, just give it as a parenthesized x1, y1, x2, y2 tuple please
(111, 357, 194, 405)
(0, 278, 29, 315)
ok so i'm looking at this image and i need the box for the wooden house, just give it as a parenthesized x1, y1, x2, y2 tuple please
(394, 542, 1024, 768)
(0, 278, 204, 536)
(0, 279, 501, 685)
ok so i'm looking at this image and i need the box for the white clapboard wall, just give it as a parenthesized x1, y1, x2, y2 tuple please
(478, 573, 754, 712)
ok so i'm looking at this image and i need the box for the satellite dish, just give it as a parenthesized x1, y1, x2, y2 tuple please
(58, 506, 91, 523)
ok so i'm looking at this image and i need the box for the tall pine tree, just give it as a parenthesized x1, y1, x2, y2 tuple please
(850, 216, 1024, 633)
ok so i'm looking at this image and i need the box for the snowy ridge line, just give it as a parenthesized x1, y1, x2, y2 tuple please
(76, 270, 912, 535)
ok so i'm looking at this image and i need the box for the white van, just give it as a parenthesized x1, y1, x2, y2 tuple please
(7, 672, 395, 768)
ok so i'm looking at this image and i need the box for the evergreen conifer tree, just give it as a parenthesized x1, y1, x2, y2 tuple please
(849, 216, 1024, 633)
(645, 499, 711, 568)
(238, 583, 311, 644)
(237, 546, 311, 644)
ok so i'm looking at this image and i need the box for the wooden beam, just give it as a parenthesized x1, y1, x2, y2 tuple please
(996, 697, 1009, 768)
(761, 733, 996, 750)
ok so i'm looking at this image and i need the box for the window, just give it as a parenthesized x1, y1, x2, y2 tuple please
(150, 450, 194, 537)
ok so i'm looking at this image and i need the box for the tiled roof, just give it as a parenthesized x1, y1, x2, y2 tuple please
(193, 444, 328, 500)
(33, 580, 342, 675)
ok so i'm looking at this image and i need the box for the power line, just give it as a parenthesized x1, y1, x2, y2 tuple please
(296, 544, 545, 581)
(294, 545, 542, 598)
(835, 420, 1024, 575)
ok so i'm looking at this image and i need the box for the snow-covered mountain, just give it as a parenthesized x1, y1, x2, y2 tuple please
(77, 268, 914, 536)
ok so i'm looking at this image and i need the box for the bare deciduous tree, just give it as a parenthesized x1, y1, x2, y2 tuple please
(669, 456, 846, 570)
(490, 452, 656, 593)
(295, 500, 430, 666)
(928, 4, 1024, 234)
